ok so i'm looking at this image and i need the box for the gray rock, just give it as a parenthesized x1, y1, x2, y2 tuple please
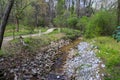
(64, 42, 105, 80)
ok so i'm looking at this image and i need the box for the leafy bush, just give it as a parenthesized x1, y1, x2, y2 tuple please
(80, 11, 117, 38)
(53, 13, 78, 29)
(61, 28, 81, 39)
(76, 16, 89, 31)
(53, 15, 67, 28)
(85, 21, 101, 38)
(67, 15, 78, 28)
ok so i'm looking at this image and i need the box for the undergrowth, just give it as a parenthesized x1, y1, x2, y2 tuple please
(4, 24, 48, 37)
(86, 37, 120, 80)
(61, 28, 81, 40)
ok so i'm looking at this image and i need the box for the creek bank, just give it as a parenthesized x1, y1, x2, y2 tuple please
(0, 39, 70, 80)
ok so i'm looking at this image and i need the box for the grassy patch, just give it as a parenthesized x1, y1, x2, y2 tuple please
(61, 28, 81, 40)
(86, 37, 120, 80)
(4, 30, 65, 55)
(4, 24, 48, 37)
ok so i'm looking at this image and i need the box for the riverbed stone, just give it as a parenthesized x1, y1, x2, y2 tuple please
(64, 42, 105, 80)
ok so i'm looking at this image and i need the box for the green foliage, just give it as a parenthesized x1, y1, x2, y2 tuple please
(67, 15, 78, 28)
(56, 0, 65, 15)
(61, 28, 81, 39)
(76, 16, 89, 31)
(112, 26, 120, 42)
(4, 24, 48, 37)
(81, 11, 117, 38)
(87, 37, 120, 80)
(54, 13, 78, 29)
(85, 22, 101, 38)
(53, 15, 67, 27)
(70, 1, 75, 14)
(5, 24, 31, 37)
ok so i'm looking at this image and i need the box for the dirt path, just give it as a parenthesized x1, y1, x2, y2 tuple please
(2, 28, 56, 48)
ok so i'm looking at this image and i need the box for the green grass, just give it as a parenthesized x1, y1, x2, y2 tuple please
(4, 24, 81, 39)
(61, 28, 81, 39)
(5, 31, 65, 55)
(86, 37, 120, 80)
(4, 24, 48, 37)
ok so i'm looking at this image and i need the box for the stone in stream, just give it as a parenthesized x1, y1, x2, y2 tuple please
(46, 74, 67, 80)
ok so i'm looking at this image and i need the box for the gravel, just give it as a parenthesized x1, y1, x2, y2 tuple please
(64, 42, 105, 80)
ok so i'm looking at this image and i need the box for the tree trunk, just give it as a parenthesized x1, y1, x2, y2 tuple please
(76, 0, 80, 17)
(0, 0, 14, 49)
(16, 16, 19, 32)
(118, 0, 120, 26)
(49, 0, 54, 22)
(83, 0, 86, 8)
(34, 11, 38, 27)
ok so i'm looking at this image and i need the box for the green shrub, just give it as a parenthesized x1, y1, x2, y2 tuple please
(61, 28, 81, 39)
(53, 15, 67, 28)
(67, 16, 78, 28)
(83, 11, 117, 38)
(76, 16, 89, 31)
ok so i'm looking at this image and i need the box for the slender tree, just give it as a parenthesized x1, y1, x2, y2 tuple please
(76, 0, 80, 17)
(0, 0, 14, 49)
(56, 0, 65, 16)
(14, 0, 31, 32)
(48, 0, 54, 22)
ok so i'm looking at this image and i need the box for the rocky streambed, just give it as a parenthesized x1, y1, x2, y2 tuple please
(0, 39, 105, 80)
(64, 42, 105, 80)
(0, 39, 70, 80)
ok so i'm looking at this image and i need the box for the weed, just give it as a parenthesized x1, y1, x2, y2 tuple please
(86, 37, 120, 80)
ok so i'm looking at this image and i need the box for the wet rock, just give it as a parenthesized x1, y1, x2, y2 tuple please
(0, 58, 4, 62)
(46, 74, 67, 80)
(101, 64, 105, 68)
